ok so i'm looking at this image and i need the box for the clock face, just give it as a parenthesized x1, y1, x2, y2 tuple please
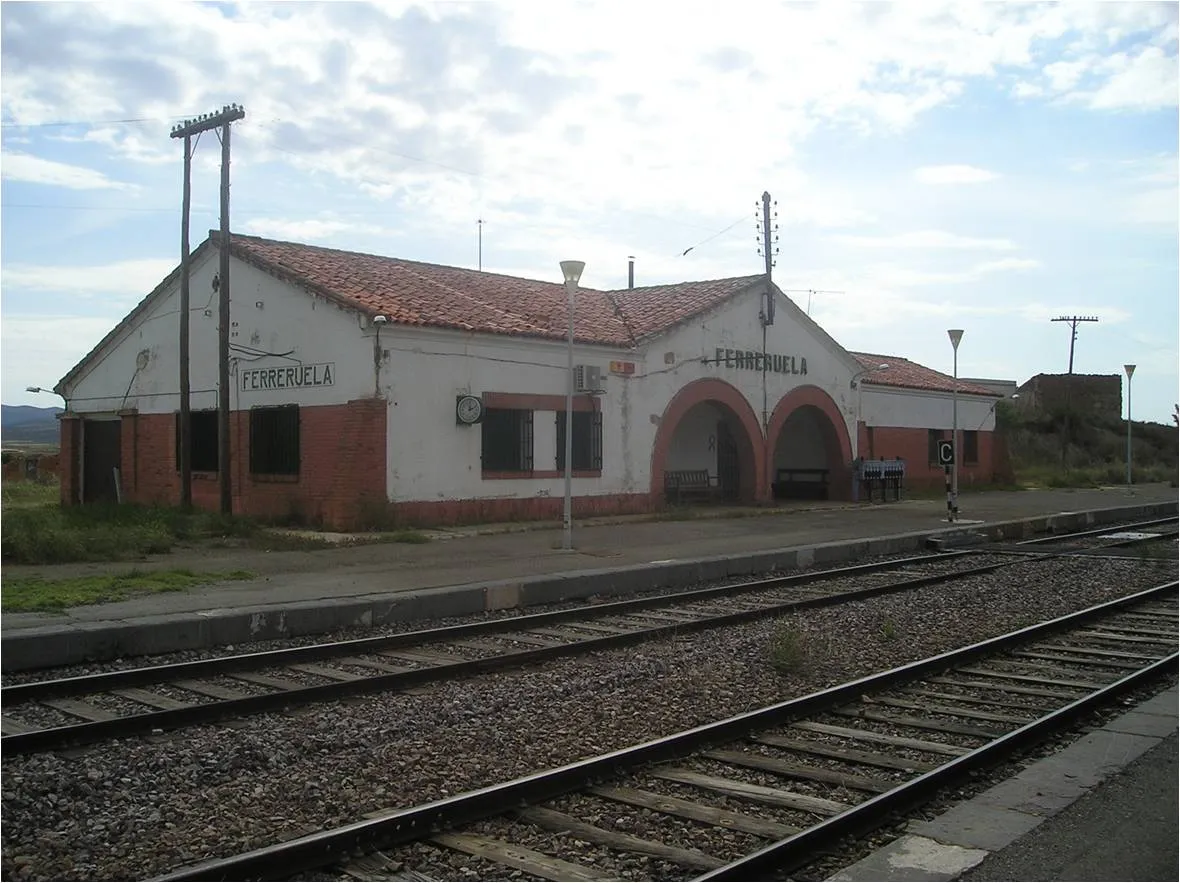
(456, 394, 484, 425)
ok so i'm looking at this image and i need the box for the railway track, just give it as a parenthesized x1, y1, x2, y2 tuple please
(1, 552, 996, 754)
(158, 581, 1178, 882)
(3, 519, 1174, 755)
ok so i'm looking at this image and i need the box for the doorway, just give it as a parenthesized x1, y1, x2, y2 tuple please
(82, 419, 121, 503)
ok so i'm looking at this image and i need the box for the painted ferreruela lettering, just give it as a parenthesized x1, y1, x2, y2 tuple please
(240, 362, 336, 392)
(715, 347, 807, 376)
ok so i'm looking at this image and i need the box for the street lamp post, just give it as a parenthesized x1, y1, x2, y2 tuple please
(560, 260, 585, 552)
(1124, 364, 1136, 493)
(850, 363, 889, 461)
(947, 329, 964, 522)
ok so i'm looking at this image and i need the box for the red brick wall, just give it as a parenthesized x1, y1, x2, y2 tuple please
(62, 399, 387, 528)
(860, 425, 1001, 492)
(392, 492, 653, 528)
(59, 416, 81, 504)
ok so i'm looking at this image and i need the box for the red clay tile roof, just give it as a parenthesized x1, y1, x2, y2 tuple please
(224, 232, 763, 347)
(852, 352, 1000, 397)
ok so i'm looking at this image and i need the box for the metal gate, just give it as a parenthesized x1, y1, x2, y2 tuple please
(82, 419, 121, 503)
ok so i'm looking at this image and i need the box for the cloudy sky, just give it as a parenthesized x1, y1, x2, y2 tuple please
(2, 1, 1177, 422)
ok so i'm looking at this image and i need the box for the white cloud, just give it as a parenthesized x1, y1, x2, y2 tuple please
(1085, 45, 1179, 110)
(833, 230, 1019, 251)
(238, 217, 401, 242)
(1, 151, 134, 190)
(914, 165, 1001, 185)
(1, 315, 123, 401)
(871, 257, 1040, 287)
(2, 259, 176, 296)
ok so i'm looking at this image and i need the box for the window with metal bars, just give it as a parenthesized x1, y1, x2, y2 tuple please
(481, 408, 534, 472)
(556, 410, 603, 471)
(250, 405, 300, 475)
(175, 409, 219, 472)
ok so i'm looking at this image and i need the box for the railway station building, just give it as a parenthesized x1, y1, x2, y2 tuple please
(55, 232, 1006, 528)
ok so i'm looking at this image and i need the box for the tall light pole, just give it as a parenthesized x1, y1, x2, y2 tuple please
(850, 363, 889, 460)
(1124, 364, 1136, 493)
(560, 260, 585, 551)
(948, 329, 964, 522)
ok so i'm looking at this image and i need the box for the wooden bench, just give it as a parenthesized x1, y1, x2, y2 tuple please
(664, 469, 719, 505)
(772, 468, 830, 501)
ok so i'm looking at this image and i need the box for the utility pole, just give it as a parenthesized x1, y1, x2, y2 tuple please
(477, 218, 483, 271)
(174, 132, 194, 507)
(1051, 315, 1099, 374)
(171, 104, 245, 516)
(756, 192, 779, 433)
(1051, 315, 1098, 468)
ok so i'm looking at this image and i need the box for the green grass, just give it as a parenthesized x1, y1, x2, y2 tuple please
(1, 480, 59, 508)
(2, 495, 261, 565)
(2, 568, 256, 612)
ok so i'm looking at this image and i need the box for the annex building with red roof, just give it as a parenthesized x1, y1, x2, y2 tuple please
(55, 231, 1009, 528)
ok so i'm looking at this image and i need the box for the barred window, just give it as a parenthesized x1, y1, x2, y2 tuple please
(556, 410, 603, 471)
(481, 408, 534, 472)
(175, 409, 219, 472)
(250, 405, 300, 475)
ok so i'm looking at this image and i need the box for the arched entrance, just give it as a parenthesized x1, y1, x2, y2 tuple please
(766, 385, 852, 502)
(650, 378, 764, 504)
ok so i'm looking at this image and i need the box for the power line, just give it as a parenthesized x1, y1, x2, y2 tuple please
(1, 115, 197, 129)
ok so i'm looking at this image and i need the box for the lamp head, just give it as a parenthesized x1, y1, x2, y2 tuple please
(25, 386, 40, 393)
(372, 315, 388, 326)
(560, 260, 585, 286)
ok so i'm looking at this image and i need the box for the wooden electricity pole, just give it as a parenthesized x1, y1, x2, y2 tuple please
(1050, 315, 1099, 467)
(170, 104, 245, 515)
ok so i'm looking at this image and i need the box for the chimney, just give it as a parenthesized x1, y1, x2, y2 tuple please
(628, 255, 635, 289)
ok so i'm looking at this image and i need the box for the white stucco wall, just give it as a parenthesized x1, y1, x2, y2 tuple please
(378, 326, 630, 502)
(860, 385, 998, 432)
(64, 251, 378, 415)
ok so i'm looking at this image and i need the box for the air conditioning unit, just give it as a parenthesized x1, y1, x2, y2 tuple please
(574, 364, 603, 393)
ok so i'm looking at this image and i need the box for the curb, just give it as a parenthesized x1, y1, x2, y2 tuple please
(2, 499, 1175, 671)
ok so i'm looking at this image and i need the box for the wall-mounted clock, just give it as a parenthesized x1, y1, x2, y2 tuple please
(456, 394, 484, 425)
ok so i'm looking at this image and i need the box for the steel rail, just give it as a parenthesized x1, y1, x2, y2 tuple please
(0, 555, 1011, 755)
(155, 580, 1177, 882)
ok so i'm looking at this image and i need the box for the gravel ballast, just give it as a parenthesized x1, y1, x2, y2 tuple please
(1, 556, 1174, 881)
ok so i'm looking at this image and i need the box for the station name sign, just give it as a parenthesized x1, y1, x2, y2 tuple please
(713, 348, 808, 376)
(240, 362, 335, 392)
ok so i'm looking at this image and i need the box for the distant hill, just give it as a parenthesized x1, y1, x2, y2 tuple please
(2, 405, 62, 446)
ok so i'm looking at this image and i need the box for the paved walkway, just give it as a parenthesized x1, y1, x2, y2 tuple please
(4, 485, 1176, 635)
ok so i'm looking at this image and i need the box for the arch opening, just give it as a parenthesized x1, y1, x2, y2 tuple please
(650, 378, 764, 505)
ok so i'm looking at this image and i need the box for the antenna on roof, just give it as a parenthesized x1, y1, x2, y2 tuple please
(781, 289, 845, 316)
(477, 219, 483, 272)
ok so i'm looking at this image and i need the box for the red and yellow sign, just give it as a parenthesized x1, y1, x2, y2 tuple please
(609, 360, 636, 376)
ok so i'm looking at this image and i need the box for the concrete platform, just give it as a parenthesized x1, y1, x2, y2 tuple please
(828, 685, 1179, 882)
(2, 484, 1176, 671)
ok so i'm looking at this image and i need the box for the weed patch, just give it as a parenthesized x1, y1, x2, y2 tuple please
(769, 621, 809, 673)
